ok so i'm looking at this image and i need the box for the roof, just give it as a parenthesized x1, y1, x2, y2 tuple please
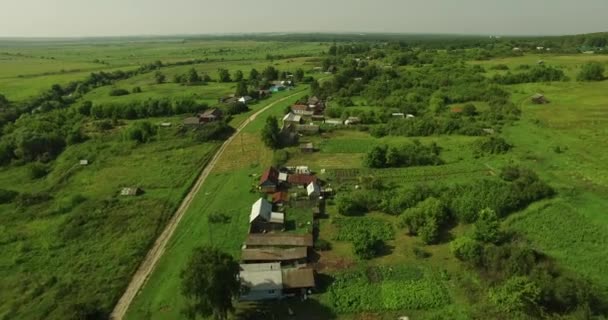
(246, 233, 313, 247)
(120, 187, 141, 196)
(451, 107, 463, 113)
(325, 119, 343, 125)
(239, 96, 253, 101)
(288, 174, 317, 186)
(307, 182, 321, 196)
(291, 104, 310, 112)
(240, 263, 283, 291)
(200, 108, 222, 118)
(241, 247, 307, 262)
(308, 96, 320, 105)
(278, 172, 288, 182)
(250, 198, 282, 223)
(283, 112, 302, 123)
(300, 143, 314, 150)
(282, 268, 316, 289)
(272, 192, 289, 203)
(259, 167, 279, 186)
(183, 117, 201, 125)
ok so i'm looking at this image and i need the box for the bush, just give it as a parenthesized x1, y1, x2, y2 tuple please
(577, 62, 605, 81)
(365, 141, 442, 168)
(125, 121, 157, 143)
(15, 192, 52, 208)
(314, 239, 332, 251)
(353, 230, 384, 260)
(476, 136, 512, 155)
(29, 162, 50, 179)
(109, 88, 130, 96)
(194, 121, 233, 142)
(413, 246, 432, 259)
(333, 217, 395, 242)
(132, 86, 142, 93)
(399, 197, 448, 244)
(0, 189, 18, 204)
(208, 212, 231, 224)
(450, 236, 483, 265)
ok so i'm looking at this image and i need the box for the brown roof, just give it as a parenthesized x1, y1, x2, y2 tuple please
(246, 233, 313, 247)
(451, 107, 463, 113)
(241, 247, 307, 262)
(291, 104, 309, 112)
(272, 192, 289, 203)
(282, 267, 316, 289)
(287, 174, 317, 186)
(200, 108, 222, 118)
(259, 167, 279, 186)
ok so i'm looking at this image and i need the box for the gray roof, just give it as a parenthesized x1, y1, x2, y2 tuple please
(241, 247, 308, 262)
(240, 263, 283, 291)
(250, 198, 284, 224)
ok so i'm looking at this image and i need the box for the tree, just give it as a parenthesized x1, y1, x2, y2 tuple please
(233, 70, 244, 82)
(217, 69, 231, 82)
(187, 68, 201, 84)
(0, 94, 9, 108)
(235, 81, 248, 97)
(399, 197, 448, 244)
(364, 145, 387, 168)
(489, 276, 541, 314)
(462, 103, 477, 116)
(154, 71, 166, 84)
(249, 68, 259, 81)
(577, 62, 605, 81)
(181, 246, 240, 320)
(352, 229, 384, 260)
(262, 66, 279, 81)
(294, 68, 305, 82)
(310, 79, 321, 97)
(450, 236, 483, 265)
(473, 208, 501, 243)
(260, 116, 280, 149)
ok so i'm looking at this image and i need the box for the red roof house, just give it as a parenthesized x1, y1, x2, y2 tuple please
(287, 174, 317, 186)
(259, 167, 280, 193)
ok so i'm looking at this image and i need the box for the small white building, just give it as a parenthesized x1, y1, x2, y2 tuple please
(306, 182, 321, 198)
(79, 159, 89, 166)
(325, 119, 343, 125)
(295, 166, 310, 175)
(344, 117, 361, 125)
(392, 113, 405, 118)
(239, 96, 253, 104)
(250, 198, 284, 225)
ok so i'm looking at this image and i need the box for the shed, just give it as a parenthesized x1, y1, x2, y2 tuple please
(291, 105, 313, 116)
(531, 93, 549, 104)
(199, 108, 223, 122)
(239, 263, 283, 301)
(79, 159, 89, 166)
(120, 187, 142, 196)
(306, 182, 321, 198)
(259, 167, 279, 193)
(283, 112, 303, 125)
(300, 143, 314, 153)
(281, 267, 316, 291)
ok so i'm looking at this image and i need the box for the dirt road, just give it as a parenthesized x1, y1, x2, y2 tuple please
(110, 90, 304, 320)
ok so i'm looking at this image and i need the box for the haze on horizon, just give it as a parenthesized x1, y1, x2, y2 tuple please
(1, 0, 607, 38)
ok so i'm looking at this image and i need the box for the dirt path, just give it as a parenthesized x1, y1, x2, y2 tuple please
(110, 90, 304, 320)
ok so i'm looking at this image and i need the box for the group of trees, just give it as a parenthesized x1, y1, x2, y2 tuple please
(577, 61, 606, 81)
(260, 116, 281, 149)
(84, 97, 208, 120)
(364, 141, 442, 168)
(492, 65, 567, 84)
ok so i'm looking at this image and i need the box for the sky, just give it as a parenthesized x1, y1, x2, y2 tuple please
(0, 0, 606, 37)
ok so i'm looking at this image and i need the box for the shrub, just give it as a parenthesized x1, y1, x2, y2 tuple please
(413, 246, 432, 259)
(399, 197, 448, 244)
(132, 86, 142, 93)
(333, 217, 394, 242)
(450, 236, 483, 265)
(29, 162, 50, 179)
(208, 212, 231, 224)
(314, 239, 332, 251)
(0, 189, 18, 204)
(577, 62, 605, 81)
(353, 230, 384, 260)
(194, 121, 233, 142)
(365, 141, 442, 168)
(476, 136, 512, 155)
(15, 192, 52, 208)
(125, 121, 157, 143)
(108, 88, 130, 96)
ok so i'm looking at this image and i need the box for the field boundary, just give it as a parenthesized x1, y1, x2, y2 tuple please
(110, 89, 305, 320)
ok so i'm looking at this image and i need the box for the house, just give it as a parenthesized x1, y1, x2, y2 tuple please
(250, 198, 284, 233)
(120, 187, 142, 196)
(278, 172, 288, 183)
(183, 116, 202, 126)
(199, 108, 223, 123)
(344, 116, 361, 125)
(239, 263, 315, 301)
(241, 247, 307, 264)
(288, 174, 317, 187)
(306, 182, 321, 198)
(238, 96, 253, 104)
(325, 119, 343, 125)
(245, 233, 314, 248)
(283, 112, 303, 126)
(300, 143, 314, 153)
(259, 167, 280, 193)
(291, 105, 314, 116)
(239, 263, 283, 301)
(295, 124, 320, 135)
(279, 124, 298, 146)
(272, 191, 289, 205)
(392, 113, 405, 118)
(531, 93, 549, 104)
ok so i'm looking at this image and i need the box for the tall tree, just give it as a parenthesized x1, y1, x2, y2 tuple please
(180, 246, 240, 320)
(233, 70, 244, 82)
(262, 66, 279, 81)
(154, 71, 166, 84)
(217, 69, 231, 82)
(294, 68, 305, 82)
(249, 68, 259, 81)
(473, 208, 501, 243)
(261, 116, 280, 149)
(187, 68, 201, 84)
(235, 81, 248, 97)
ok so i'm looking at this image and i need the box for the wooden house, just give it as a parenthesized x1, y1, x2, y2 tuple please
(259, 167, 280, 193)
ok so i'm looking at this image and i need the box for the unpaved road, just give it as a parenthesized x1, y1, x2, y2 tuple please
(110, 90, 304, 320)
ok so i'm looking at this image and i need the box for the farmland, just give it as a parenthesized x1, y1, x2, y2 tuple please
(1, 34, 608, 320)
